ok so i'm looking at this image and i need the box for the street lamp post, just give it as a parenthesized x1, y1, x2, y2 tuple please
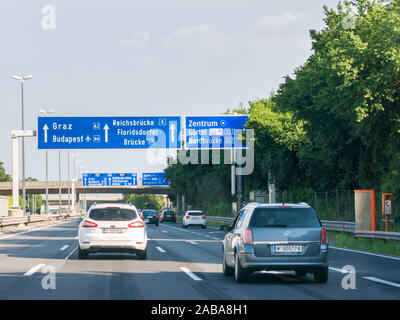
(11, 75, 33, 214)
(37, 109, 54, 213)
(70, 153, 79, 213)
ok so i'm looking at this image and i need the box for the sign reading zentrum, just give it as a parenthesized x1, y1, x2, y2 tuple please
(185, 115, 248, 149)
(142, 172, 169, 186)
(38, 116, 181, 149)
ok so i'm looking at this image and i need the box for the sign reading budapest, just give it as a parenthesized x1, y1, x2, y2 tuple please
(83, 173, 137, 187)
(37, 116, 181, 149)
(185, 115, 248, 149)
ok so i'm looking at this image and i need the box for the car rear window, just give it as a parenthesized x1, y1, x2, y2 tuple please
(249, 208, 321, 228)
(164, 211, 174, 214)
(142, 210, 157, 216)
(188, 212, 203, 216)
(89, 208, 137, 221)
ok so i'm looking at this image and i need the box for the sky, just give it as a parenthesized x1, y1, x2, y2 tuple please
(0, 0, 340, 182)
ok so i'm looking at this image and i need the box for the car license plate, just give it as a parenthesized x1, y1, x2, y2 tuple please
(273, 245, 302, 253)
(147, 216, 153, 219)
(144, 218, 149, 223)
(102, 228, 124, 233)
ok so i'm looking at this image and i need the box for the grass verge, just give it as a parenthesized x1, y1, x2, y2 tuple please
(327, 231, 400, 257)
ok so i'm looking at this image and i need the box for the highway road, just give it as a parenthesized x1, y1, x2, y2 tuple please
(0, 219, 399, 300)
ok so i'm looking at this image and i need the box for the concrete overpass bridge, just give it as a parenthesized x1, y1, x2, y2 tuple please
(0, 181, 174, 196)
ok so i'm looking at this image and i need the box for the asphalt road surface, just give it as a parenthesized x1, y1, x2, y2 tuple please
(0, 219, 399, 300)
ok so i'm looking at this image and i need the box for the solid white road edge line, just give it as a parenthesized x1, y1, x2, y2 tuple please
(180, 267, 202, 281)
(363, 277, 400, 289)
(156, 246, 166, 253)
(24, 264, 46, 276)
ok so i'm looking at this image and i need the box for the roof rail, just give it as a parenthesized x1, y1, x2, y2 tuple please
(298, 202, 309, 206)
(246, 202, 259, 206)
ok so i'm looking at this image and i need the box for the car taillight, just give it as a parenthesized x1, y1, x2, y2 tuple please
(128, 221, 145, 228)
(140, 214, 144, 219)
(186, 216, 190, 219)
(321, 228, 327, 244)
(173, 214, 176, 217)
(202, 215, 206, 219)
(81, 220, 98, 228)
(244, 229, 253, 245)
(155, 214, 159, 219)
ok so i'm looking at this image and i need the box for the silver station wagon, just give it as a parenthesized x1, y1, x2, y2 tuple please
(222, 202, 328, 283)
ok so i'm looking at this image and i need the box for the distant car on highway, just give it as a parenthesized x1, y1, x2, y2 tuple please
(78, 203, 147, 260)
(140, 209, 159, 226)
(222, 202, 328, 283)
(182, 210, 207, 228)
(160, 209, 176, 223)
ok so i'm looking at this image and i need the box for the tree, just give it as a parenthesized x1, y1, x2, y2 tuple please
(0, 162, 11, 182)
(123, 194, 166, 211)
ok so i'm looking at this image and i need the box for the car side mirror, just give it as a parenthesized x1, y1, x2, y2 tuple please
(219, 224, 233, 232)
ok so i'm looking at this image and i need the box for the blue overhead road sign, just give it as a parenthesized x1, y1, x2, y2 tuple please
(38, 116, 181, 149)
(185, 115, 248, 149)
(83, 173, 137, 187)
(142, 172, 169, 186)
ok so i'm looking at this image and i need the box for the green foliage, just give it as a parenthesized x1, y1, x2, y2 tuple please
(123, 194, 165, 211)
(329, 231, 400, 256)
(0, 162, 11, 182)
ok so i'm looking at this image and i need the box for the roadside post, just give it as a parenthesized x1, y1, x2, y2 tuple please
(382, 193, 392, 232)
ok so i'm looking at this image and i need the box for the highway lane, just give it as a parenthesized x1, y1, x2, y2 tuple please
(0, 219, 398, 299)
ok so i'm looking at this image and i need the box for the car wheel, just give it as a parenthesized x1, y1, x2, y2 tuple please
(295, 270, 307, 277)
(137, 248, 147, 260)
(173, 220, 176, 223)
(156, 223, 159, 226)
(222, 249, 234, 276)
(234, 252, 250, 283)
(78, 247, 88, 259)
(182, 223, 187, 228)
(313, 267, 329, 283)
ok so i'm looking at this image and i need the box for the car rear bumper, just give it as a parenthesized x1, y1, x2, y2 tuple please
(145, 218, 159, 224)
(184, 220, 206, 226)
(79, 240, 147, 252)
(162, 217, 176, 221)
(238, 247, 328, 270)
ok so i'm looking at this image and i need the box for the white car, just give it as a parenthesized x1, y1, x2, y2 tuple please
(182, 210, 207, 228)
(78, 203, 147, 259)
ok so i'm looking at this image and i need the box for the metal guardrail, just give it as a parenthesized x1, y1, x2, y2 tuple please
(0, 213, 83, 228)
(354, 230, 400, 241)
(320, 220, 355, 232)
(205, 216, 400, 241)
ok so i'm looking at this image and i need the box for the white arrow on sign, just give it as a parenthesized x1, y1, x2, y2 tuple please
(85, 136, 91, 142)
(104, 124, 109, 143)
(169, 122, 176, 143)
(43, 124, 49, 143)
